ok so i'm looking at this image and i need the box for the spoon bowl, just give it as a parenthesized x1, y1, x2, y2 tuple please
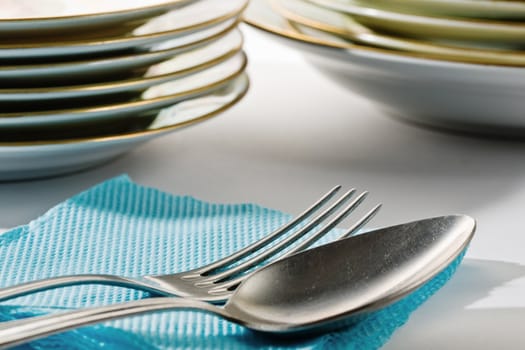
(225, 214, 475, 332)
(0, 215, 475, 347)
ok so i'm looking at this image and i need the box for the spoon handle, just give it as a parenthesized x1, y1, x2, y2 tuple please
(0, 297, 231, 348)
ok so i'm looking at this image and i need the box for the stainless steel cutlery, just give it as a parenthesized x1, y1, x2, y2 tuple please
(0, 186, 380, 303)
(0, 215, 475, 349)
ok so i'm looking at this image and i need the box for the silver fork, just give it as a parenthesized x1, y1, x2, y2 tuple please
(0, 186, 380, 303)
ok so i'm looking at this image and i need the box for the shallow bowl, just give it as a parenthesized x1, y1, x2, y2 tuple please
(245, 0, 525, 136)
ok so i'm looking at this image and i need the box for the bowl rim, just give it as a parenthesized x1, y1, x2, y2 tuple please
(243, 0, 525, 69)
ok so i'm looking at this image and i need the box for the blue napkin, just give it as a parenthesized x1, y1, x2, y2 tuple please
(0, 176, 465, 349)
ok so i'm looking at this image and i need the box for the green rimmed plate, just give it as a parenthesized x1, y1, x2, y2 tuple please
(0, 73, 249, 181)
(0, 0, 247, 60)
(0, 0, 196, 37)
(350, 0, 525, 20)
(0, 29, 243, 102)
(0, 19, 238, 84)
(305, 0, 525, 45)
(0, 51, 247, 129)
(273, 0, 525, 66)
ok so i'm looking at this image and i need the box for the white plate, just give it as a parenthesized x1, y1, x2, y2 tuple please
(0, 0, 247, 59)
(305, 0, 525, 45)
(0, 51, 247, 128)
(274, 0, 525, 66)
(348, 0, 525, 20)
(0, 29, 243, 102)
(0, 0, 196, 37)
(0, 74, 249, 182)
(0, 19, 237, 84)
(244, 0, 525, 136)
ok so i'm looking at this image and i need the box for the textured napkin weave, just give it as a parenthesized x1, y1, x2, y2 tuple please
(0, 176, 465, 350)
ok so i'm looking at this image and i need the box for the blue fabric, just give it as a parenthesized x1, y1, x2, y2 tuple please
(0, 176, 466, 349)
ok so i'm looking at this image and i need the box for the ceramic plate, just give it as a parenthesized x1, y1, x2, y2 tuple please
(0, 74, 249, 182)
(0, 0, 196, 37)
(244, 0, 525, 136)
(351, 0, 525, 20)
(0, 51, 247, 129)
(0, 29, 243, 102)
(305, 0, 525, 45)
(0, 19, 237, 84)
(274, 0, 525, 66)
(0, 0, 247, 59)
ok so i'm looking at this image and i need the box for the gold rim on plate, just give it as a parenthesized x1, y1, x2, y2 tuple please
(352, 0, 525, 19)
(0, 30, 244, 97)
(0, 73, 249, 147)
(0, 0, 248, 50)
(307, 0, 525, 28)
(244, 0, 350, 49)
(0, 51, 247, 119)
(273, 0, 525, 67)
(243, 0, 525, 67)
(305, 0, 525, 42)
(0, 0, 194, 22)
(0, 19, 240, 74)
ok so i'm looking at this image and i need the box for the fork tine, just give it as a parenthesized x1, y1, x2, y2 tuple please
(279, 191, 371, 256)
(192, 185, 343, 276)
(207, 191, 374, 292)
(338, 204, 382, 239)
(0, 185, 379, 305)
(196, 188, 358, 285)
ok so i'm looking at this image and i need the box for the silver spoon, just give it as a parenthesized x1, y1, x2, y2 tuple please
(0, 215, 475, 348)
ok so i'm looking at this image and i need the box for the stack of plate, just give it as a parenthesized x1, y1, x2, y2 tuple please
(0, 0, 249, 181)
(244, 0, 525, 137)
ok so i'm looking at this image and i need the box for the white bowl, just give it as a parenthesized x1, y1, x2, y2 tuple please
(245, 0, 525, 136)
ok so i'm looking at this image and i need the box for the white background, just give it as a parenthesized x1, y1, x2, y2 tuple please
(1, 24, 525, 348)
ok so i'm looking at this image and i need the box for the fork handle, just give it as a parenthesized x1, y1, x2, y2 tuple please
(0, 275, 166, 302)
(0, 297, 229, 349)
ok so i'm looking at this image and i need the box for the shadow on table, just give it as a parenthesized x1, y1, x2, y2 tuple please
(384, 258, 525, 350)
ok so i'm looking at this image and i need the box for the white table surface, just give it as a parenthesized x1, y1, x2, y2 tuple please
(1, 25, 525, 349)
